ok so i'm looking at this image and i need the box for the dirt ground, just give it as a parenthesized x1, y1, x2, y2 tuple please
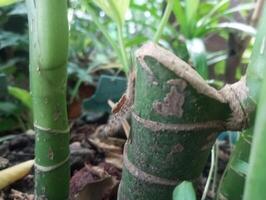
(0, 116, 232, 200)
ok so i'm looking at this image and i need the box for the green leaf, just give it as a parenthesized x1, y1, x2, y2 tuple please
(125, 35, 147, 47)
(0, 31, 28, 50)
(8, 86, 32, 109)
(214, 60, 226, 76)
(231, 159, 249, 176)
(173, 0, 187, 35)
(223, 3, 256, 15)
(197, 0, 229, 28)
(215, 22, 256, 36)
(186, 38, 208, 79)
(0, 102, 18, 114)
(184, 0, 199, 37)
(0, 117, 19, 132)
(173, 181, 196, 200)
(0, 0, 20, 7)
(83, 75, 127, 113)
(185, 0, 199, 24)
(207, 51, 227, 66)
(92, 0, 130, 26)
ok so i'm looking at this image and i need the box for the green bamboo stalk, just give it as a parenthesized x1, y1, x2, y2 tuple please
(118, 4, 266, 199)
(216, 4, 266, 200)
(217, 130, 251, 200)
(245, 3, 266, 123)
(243, 72, 266, 200)
(118, 42, 234, 199)
(26, 0, 70, 199)
(117, 24, 130, 73)
(243, 7, 266, 198)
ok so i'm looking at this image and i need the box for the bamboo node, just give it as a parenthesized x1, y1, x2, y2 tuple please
(34, 155, 69, 172)
(34, 124, 69, 134)
(123, 143, 180, 186)
(132, 112, 226, 132)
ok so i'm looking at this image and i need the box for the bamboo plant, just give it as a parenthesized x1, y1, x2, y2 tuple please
(118, 3, 266, 200)
(26, 0, 70, 199)
(244, 57, 266, 200)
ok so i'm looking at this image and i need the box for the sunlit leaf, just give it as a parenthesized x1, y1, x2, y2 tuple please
(223, 3, 256, 15)
(186, 38, 208, 79)
(173, 181, 196, 200)
(173, 0, 187, 35)
(197, 0, 229, 28)
(0, 0, 22, 7)
(231, 159, 249, 176)
(92, 0, 130, 26)
(8, 86, 32, 109)
(185, 0, 199, 24)
(184, 0, 199, 37)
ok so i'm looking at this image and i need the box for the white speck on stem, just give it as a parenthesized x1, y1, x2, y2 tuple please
(260, 36, 266, 55)
(36, 67, 41, 75)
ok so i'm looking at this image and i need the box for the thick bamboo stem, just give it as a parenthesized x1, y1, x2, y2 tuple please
(118, 42, 237, 199)
(243, 6, 266, 199)
(118, 5, 266, 196)
(27, 0, 69, 199)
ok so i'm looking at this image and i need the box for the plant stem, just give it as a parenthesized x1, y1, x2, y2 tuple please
(211, 141, 219, 194)
(118, 43, 233, 200)
(153, 0, 174, 43)
(85, 2, 129, 74)
(244, 74, 266, 200)
(201, 146, 215, 200)
(117, 25, 130, 73)
(27, 0, 70, 199)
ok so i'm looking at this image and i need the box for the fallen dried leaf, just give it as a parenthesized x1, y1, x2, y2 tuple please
(89, 138, 122, 154)
(70, 165, 118, 200)
(105, 152, 123, 170)
(9, 189, 34, 200)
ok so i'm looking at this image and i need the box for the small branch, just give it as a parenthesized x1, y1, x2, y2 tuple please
(251, 0, 265, 26)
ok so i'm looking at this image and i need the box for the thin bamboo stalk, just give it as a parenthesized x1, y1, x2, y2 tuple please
(27, 0, 70, 199)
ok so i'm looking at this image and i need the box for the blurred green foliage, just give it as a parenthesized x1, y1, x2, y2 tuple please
(0, 0, 256, 132)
